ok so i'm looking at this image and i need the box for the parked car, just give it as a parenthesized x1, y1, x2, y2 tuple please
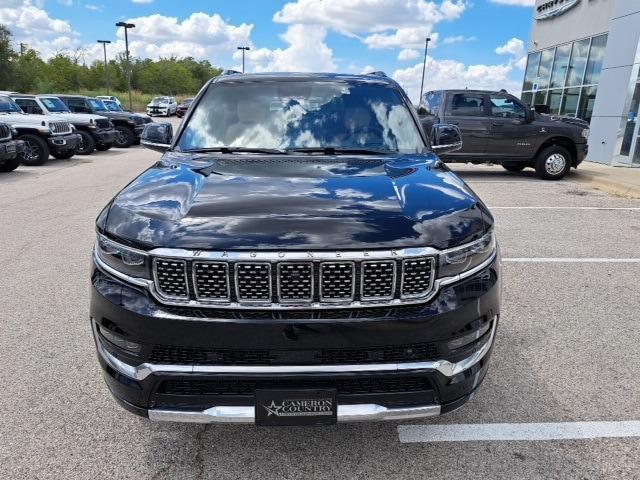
(12, 94, 117, 155)
(96, 95, 122, 107)
(102, 99, 153, 123)
(55, 95, 149, 148)
(91, 72, 500, 426)
(0, 122, 24, 172)
(417, 89, 590, 180)
(0, 95, 79, 165)
(146, 96, 177, 116)
(176, 98, 194, 117)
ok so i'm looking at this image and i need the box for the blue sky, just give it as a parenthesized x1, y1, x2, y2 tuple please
(1, 0, 535, 100)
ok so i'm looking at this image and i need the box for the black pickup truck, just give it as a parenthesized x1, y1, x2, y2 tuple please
(417, 89, 590, 180)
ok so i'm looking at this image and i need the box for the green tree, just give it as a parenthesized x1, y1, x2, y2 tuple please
(12, 48, 47, 92)
(0, 25, 14, 90)
(137, 57, 198, 94)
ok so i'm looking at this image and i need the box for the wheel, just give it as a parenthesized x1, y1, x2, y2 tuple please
(114, 125, 135, 148)
(18, 134, 49, 166)
(535, 145, 572, 180)
(96, 143, 112, 151)
(0, 157, 20, 172)
(76, 130, 96, 155)
(53, 151, 75, 160)
(501, 163, 526, 173)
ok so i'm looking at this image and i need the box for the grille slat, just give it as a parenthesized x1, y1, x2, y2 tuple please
(153, 255, 435, 306)
(0, 124, 11, 141)
(49, 121, 72, 135)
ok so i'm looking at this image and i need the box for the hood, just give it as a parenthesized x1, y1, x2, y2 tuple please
(99, 111, 137, 121)
(148, 100, 170, 107)
(0, 111, 71, 126)
(47, 112, 106, 124)
(103, 153, 489, 251)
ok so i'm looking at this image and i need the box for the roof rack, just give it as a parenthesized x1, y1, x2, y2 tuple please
(221, 69, 242, 76)
(365, 71, 387, 77)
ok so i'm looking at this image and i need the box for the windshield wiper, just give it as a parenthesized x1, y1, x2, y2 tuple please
(287, 147, 390, 155)
(185, 147, 287, 155)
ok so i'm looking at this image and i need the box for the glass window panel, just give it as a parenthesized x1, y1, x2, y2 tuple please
(560, 87, 580, 116)
(521, 91, 533, 106)
(537, 49, 554, 89)
(584, 34, 608, 85)
(567, 39, 590, 87)
(534, 90, 547, 105)
(548, 89, 563, 114)
(523, 52, 541, 91)
(577, 85, 597, 122)
(620, 82, 640, 156)
(550, 44, 571, 89)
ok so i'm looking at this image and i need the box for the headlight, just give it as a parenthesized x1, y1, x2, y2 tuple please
(581, 128, 589, 139)
(437, 230, 496, 278)
(95, 233, 150, 279)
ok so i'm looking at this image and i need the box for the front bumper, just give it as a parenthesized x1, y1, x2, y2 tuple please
(576, 143, 588, 166)
(47, 133, 81, 153)
(0, 139, 21, 160)
(91, 128, 118, 146)
(90, 255, 500, 424)
(146, 108, 168, 116)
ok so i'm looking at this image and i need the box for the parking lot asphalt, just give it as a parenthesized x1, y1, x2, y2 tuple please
(1, 125, 639, 479)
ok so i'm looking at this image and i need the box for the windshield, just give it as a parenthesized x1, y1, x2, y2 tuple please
(40, 97, 70, 113)
(182, 98, 193, 105)
(0, 96, 23, 113)
(104, 100, 122, 112)
(152, 97, 170, 103)
(88, 98, 107, 111)
(177, 80, 424, 153)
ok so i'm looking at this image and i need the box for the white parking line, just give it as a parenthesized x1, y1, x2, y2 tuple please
(398, 421, 640, 443)
(503, 258, 640, 263)
(490, 206, 640, 211)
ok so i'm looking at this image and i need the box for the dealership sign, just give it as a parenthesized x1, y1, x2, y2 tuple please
(535, 0, 581, 20)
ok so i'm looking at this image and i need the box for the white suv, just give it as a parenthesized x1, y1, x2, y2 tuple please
(146, 96, 178, 117)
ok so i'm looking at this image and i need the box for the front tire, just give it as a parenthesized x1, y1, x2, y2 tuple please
(76, 130, 96, 155)
(18, 134, 49, 166)
(114, 125, 135, 148)
(502, 163, 526, 173)
(0, 157, 20, 172)
(535, 145, 572, 180)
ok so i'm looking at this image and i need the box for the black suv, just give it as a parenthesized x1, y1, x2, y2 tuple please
(0, 122, 23, 172)
(91, 72, 500, 426)
(418, 89, 590, 180)
(56, 95, 149, 148)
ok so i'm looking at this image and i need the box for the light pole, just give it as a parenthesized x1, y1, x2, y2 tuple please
(419, 37, 431, 104)
(97, 40, 111, 95)
(237, 46, 250, 73)
(116, 22, 135, 111)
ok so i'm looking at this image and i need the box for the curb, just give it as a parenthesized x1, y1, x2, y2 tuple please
(571, 169, 640, 199)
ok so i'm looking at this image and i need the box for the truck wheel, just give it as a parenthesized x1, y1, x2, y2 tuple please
(18, 134, 49, 166)
(53, 151, 75, 160)
(114, 125, 135, 148)
(502, 163, 526, 172)
(0, 157, 20, 172)
(76, 130, 96, 155)
(535, 145, 572, 180)
(96, 144, 112, 151)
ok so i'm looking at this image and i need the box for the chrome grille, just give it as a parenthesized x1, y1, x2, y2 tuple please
(49, 121, 72, 135)
(235, 263, 271, 302)
(320, 262, 355, 301)
(0, 124, 10, 141)
(193, 262, 229, 301)
(401, 258, 434, 297)
(154, 259, 188, 298)
(150, 253, 439, 308)
(278, 263, 313, 302)
(361, 261, 395, 299)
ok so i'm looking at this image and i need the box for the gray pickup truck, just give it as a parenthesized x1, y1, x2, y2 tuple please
(417, 89, 590, 180)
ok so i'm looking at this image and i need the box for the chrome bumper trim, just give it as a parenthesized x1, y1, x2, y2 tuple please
(93, 317, 497, 381)
(147, 403, 441, 424)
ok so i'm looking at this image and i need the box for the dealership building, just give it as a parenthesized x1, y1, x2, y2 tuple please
(522, 0, 640, 165)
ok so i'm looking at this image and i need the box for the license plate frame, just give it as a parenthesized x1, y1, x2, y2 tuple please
(255, 388, 337, 426)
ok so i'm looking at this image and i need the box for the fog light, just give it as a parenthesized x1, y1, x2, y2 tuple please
(99, 326, 141, 354)
(448, 321, 492, 350)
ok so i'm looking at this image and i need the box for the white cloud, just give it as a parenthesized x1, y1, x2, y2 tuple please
(398, 48, 420, 61)
(392, 56, 521, 103)
(495, 37, 527, 71)
(365, 28, 439, 50)
(490, 0, 534, 5)
(443, 35, 477, 45)
(236, 24, 336, 73)
(85, 4, 102, 11)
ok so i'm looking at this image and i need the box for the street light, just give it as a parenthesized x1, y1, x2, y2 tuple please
(97, 40, 111, 95)
(419, 37, 432, 104)
(115, 21, 135, 111)
(237, 46, 250, 73)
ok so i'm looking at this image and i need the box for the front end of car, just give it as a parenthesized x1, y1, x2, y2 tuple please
(0, 124, 23, 163)
(43, 120, 81, 156)
(146, 102, 169, 117)
(88, 118, 118, 148)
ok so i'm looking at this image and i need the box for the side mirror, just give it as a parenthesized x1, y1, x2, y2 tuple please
(431, 123, 462, 155)
(141, 123, 173, 152)
(416, 106, 428, 116)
